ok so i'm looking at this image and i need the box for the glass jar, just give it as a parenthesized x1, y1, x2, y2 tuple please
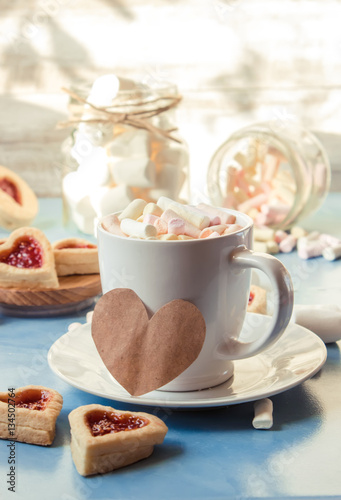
(207, 122, 331, 230)
(61, 78, 189, 234)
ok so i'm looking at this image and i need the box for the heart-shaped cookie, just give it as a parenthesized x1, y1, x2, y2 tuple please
(68, 404, 168, 476)
(91, 288, 206, 396)
(0, 227, 59, 289)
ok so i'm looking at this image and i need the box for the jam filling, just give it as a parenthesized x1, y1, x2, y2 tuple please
(8, 389, 51, 411)
(0, 178, 21, 204)
(87, 411, 148, 437)
(248, 291, 255, 304)
(0, 237, 43, 268)
(58, 243, 96, 250)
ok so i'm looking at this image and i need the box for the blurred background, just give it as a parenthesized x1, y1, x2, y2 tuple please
(1, 0, 341, 197)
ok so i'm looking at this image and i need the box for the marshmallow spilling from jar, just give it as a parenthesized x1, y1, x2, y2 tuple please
(62, 74, 189, 235)
(101, 197, 244, 240)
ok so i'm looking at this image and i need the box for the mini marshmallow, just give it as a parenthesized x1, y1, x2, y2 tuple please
(290, 226, 308, 239)
(199, 228, 214, 239)
(323, 244, 341, 261)
(120, 218, 157, 239)
(238, 193, 268, 214)
(279, 234, 297, 253)
(272, 183, 295, 206)
(226, 165, 238, 194)
(260, 203, 290, 221)
(107, 129, 151, 158)
(158, 234, 178, 240)
(87, 74, 120, 107)
(266, 240, 280, 254)
(154, 218, 168, 235)
(233, 139, 258, 170)
(143, 203, 163, 217)
(263, 154, 280, 183)
(101, 214, 126, 237)
(196, 203, 236, 225)
(110, 157, 156, 188)
(297, 231, 320, 250)
(143, 213, 159, 225)
(169, 202, 210, 230)
(253, 227, 275, 242)
(168, 218, 186, 235)
(222, 224, 243, 235)
(209, 216, 222, 226)
(274, 229, 288, 244)
(298, 240, 325, 259)
(118, 199, 147, 221)
(154, 146, 189, 168)
(319, 233, 341, 247)
(178, 235, 195, 240)
(157, 196, 174, 211)
(161, 209, 201, 238)
(77, 147, 110, 186)
(205, 231, 220, 239)
(252, 398, 273, 430)
(253, 241, 268, 253)
(205, 224, 227, 235)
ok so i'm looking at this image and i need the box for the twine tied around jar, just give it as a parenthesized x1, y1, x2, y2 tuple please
(57, 87, 183, 144)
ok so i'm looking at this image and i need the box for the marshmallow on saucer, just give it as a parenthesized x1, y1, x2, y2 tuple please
(292, 304, 341, 343)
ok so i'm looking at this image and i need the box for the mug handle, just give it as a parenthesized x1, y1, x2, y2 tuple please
(217, 246, 294, 360)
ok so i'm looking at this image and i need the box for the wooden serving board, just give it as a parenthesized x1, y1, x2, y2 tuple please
(0, 274, 102, 307)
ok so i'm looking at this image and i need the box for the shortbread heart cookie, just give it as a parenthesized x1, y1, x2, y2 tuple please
(0, 165, 39, 230)
(0, 227, 59, 289)
(91, 288, 206, 396)
(247, 284, 267, 314)
(52, 238, 99, 276)
(69, 404, 168, 476)
(0, 385, 63, 446)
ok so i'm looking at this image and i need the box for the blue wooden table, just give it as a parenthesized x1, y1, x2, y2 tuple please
(1, 196, 341, 500)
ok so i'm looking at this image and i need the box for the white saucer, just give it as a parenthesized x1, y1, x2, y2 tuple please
(47, 314, 327, 409)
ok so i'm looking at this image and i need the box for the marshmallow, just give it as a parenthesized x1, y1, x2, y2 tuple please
(107, 129, 151, 158)
(169, 202, 210, 230)
(178, 235, 195, 240)
(263, 154, 280, 183)
(290, 226, 308, 239)
(252, 398, 273, 429)
(168, 218, 186, 235)
(298, 240, 325, 259)
(143, 214, 159, 226)
(157, 196, 174, 211)
(319, 233, 341, 247)
(154, 218, 168, 235)
(143, 203, 163, 217)
(226, 165, 238, 194)
(222, 224, 243, 235)
(161, 208, 200, 238)
(120, 218, 157, 239)
(233, 139, 258, 170)
(118, 199, 147, 221)
(196, 203, 236, 225)
(266, 240, 280, 254)
(87, 74, 120, 107)
(209, 216, 222, 226)
(206, 231, 220, 239)
(101, 214, 126, 237)
(150, 164, 186, 201)
(279, 234, 297, 253)
(238, 193, 268, 214)
(90, 185, 134, 217)
(158, 234, 179, 241)
(274, 229, 289, 244)
(253, 227, 275, 242)
(154, 146, 189, 168)
(110, 157, 156, 188)
(323, 244, 341, 261)
(253, 241, 268, 253)
(297, 231, 320, 250)
(77, 147, 110, 186)
(292, 304, 341, 343)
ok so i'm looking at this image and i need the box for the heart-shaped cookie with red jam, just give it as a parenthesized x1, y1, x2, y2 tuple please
(68, 404, 168, 476)
(52, 237, 99, 276)
(91, 288, 206, 396)
(0, 227, 59, 289)
(0, 165, 39, 230)
(0, 385, 63, 446)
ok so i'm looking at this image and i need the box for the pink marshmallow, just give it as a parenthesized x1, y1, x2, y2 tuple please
(274, 230, 288, 244)
(154, 218, 168, 235)
(168, 218, 186, 235)
(143, 213, 159, 225)
(209, 216, 221, 226)
(162, 209, 200, 238)
(223, 224, 244, 235)
(238, 193, 268, 214)
(279, 235, 297, 253)
(206, 231, 220, 239)
(196, 203, 237, 225)
(298, 241, 326, 259)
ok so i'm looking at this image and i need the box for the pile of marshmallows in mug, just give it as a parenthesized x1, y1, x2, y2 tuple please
(101, 197, 243, 240)
(101, 196, 341, 262)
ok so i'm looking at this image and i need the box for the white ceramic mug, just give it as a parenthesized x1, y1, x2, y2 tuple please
(97, 209, 293, 392)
